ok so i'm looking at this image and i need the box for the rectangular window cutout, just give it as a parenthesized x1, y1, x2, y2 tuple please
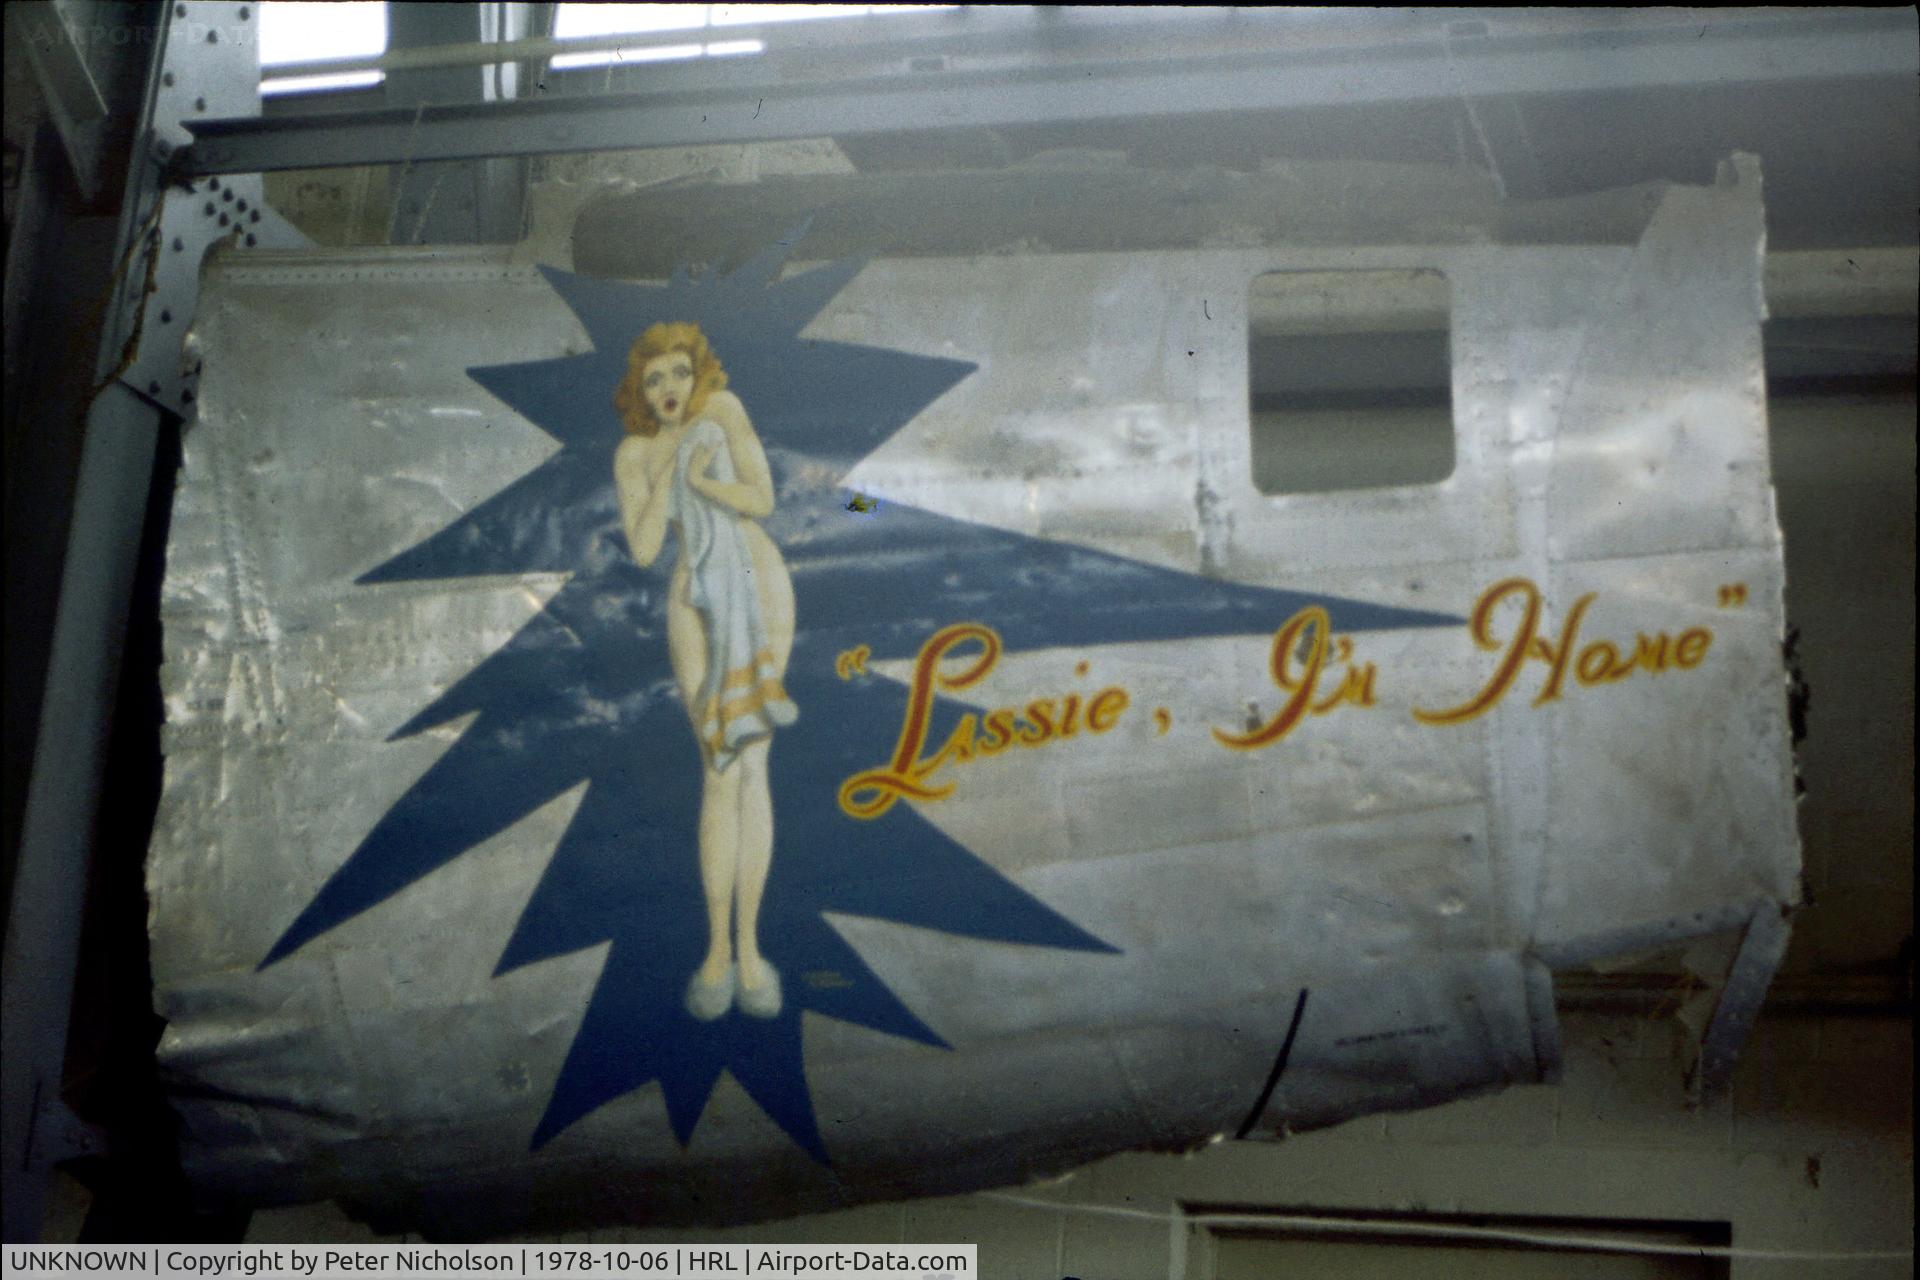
(1249, 268, 1454, 495)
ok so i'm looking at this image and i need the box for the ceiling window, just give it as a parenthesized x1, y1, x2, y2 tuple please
(550, 4, 955, 69)
(258, 0, 387, 96)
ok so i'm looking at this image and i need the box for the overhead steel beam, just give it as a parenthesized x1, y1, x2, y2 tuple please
(259, 6, 1441, 82)
(1248, 248, 1920, 335)
(178, 8, 1917, 177)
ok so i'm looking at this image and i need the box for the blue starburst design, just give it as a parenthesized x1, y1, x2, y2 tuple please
(261, 231, 1459, 1160)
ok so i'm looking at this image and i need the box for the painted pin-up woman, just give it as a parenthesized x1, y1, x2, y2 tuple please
(613, 323, 798, 1022)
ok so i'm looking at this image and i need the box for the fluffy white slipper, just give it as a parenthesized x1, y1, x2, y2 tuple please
(737, 957, 783, 1019)
(685, 964, 735, 1022)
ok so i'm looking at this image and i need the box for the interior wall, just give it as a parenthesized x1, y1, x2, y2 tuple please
(1767, 395, 1916, 977)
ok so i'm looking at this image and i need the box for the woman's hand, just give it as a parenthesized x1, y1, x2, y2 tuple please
(687, 441, 722, 496)
(681, 394, 775, 520)
(614, 436, 674, 568)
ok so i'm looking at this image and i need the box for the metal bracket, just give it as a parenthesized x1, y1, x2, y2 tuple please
(1688, 901, 1794, 1103)
(28, 1090, 108, 1167)
(110, 1, 308, 417)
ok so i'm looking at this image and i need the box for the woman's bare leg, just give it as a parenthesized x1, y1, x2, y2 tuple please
(667, 581, 740, 989)
(735, 528, 792, 1014)
(696, 759, 741, 984)
(732, 739, 774, 984)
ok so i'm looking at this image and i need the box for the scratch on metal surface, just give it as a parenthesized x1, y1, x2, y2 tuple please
(208, 435, 274, 731)
(1194, 477, 1228, 578)
(1441, 29, 1508, 201)
(384, 102, 430, 246)
(1102, 1034, 1172, 1147)
(408, 169, 450, 247)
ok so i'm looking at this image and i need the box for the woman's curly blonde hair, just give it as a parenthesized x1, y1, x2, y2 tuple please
(613, 322, 729, 438)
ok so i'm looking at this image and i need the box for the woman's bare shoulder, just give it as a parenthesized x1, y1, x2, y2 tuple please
(704, 389, 749, 426)
(614, 434, 657, 475)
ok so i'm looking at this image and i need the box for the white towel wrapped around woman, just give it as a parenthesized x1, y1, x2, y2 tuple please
(670, 418, 800, 772)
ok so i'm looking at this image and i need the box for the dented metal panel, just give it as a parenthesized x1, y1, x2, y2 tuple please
(148, 159, 1797, 1236)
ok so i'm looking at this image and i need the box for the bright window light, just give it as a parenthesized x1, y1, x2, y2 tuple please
(710, 5, 873, 24)
(550, 3, 955, 70)
(258, 1, 387, 96)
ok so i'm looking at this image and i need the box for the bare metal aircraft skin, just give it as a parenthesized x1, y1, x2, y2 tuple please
(148, 158, 1798, 1236)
